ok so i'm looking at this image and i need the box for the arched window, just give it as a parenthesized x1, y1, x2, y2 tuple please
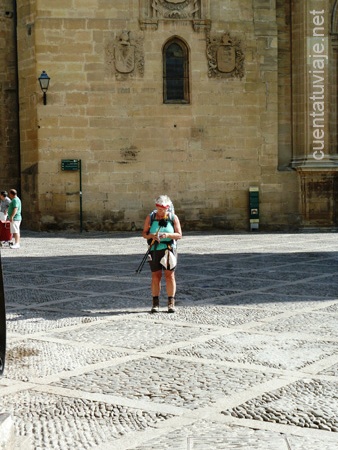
(163, 38, 190, 104)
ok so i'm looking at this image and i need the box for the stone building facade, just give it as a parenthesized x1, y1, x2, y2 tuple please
(1, 0, 338, 231)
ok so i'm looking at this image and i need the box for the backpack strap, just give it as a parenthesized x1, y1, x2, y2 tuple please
(150, 210, 175, 225)
(150, 210, 156, 225)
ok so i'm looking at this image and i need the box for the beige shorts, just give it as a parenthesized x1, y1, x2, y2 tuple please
(10, 220, 21, 234)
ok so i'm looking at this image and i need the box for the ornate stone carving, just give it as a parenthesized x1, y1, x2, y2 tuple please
(106, 31, 144, 80)
(152, 0, 200, 19)
(206, 32, 244, 79)
(139, 0, 210, 31)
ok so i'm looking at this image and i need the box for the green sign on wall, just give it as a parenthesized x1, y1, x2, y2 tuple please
(61, 159, 79, 171)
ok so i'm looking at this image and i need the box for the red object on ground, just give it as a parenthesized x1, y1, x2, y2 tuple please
(0, 221, 12, 243)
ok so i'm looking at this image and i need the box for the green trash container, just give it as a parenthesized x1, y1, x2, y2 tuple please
(249, 187, 259, 231)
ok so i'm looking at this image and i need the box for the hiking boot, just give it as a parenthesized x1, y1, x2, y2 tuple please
(151, 297, 159, 313)
(168, 297, 175, 313)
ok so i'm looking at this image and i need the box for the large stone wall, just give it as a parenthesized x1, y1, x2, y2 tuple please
(0, 0, 20, 193)
(15, 0, 302, 231)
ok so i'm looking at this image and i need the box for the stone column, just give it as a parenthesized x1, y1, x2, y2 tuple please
(292, 0, 338, 227)
(0, 1, 21, 191)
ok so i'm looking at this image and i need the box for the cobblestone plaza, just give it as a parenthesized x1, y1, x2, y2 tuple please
(0, 231, 338, 449)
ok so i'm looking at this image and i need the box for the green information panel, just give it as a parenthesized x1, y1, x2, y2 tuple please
(61, 159, 79, 171)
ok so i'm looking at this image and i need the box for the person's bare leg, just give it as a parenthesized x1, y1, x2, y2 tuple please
(165, 270, 176, 297)
(151, 270, 162, 312)
(165, 270, 176, 312)
(151, 270, 162, 296)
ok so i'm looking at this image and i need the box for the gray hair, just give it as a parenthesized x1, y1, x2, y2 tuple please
(155, 195, 174, 212)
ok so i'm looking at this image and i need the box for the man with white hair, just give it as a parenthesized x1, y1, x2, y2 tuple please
(142, 195, 182, 313)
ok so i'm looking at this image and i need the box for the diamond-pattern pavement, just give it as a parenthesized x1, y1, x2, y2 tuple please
(1, 231, 338, 450)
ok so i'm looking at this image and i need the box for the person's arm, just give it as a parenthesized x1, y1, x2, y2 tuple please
(159, 215, 182, 241)
(142, 215, 160, 242)
(9, 207, 18, 222)
(172, 215, 182, 240)
(5, 200, 10, 215)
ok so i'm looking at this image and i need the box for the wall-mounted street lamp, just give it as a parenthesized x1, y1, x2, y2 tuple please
(38, 70, 50, 105)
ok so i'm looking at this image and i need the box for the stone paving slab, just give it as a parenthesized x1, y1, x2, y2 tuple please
(265, 281, 338, 298)
(6, 309, 101, 336)
(264, 264, 333, 277)
(168, 332, 338, 371)
(239, 269, 321, 282)
(138, 305, 282, 327)
(45, 265, 134, 277)
(4, 273, 82, 288)
(223, 379, 338, 432)
(130, 420, 337, 450)
(173, 286, 243, 302)
(211, 292, 336, 310)
(5, 339, 126, 381)
(256, 312, 338, 338)
(4, 288, 89, 307)
(182, 276, 279, 292)
(37, 294, 151, 314)
(51, 356, 278, 410)
(35, 279, 142, 294)
(48, 319, 213, 351)
(1, 231, 338, 450)
(0, 390, 172, 450)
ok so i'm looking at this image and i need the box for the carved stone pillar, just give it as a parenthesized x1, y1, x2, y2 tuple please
(291, 0, 333, 167)
(292, 0, 338, 227)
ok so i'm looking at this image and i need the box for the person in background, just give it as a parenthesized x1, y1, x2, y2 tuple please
(142, 195, 182, 313)
(0, 191, 11, 220)
(7, 189, 22, 249)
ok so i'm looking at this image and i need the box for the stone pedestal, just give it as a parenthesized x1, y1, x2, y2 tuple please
(297, 168, 338, 228)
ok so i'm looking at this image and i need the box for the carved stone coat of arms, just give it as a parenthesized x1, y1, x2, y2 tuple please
(106, 30, 144, 80)
(206, 32, 245, 79)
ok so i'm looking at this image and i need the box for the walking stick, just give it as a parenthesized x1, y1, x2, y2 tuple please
(135, 215, 168, 274)
(135, 246, 152, 274)
(135, 228, 160, 274)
